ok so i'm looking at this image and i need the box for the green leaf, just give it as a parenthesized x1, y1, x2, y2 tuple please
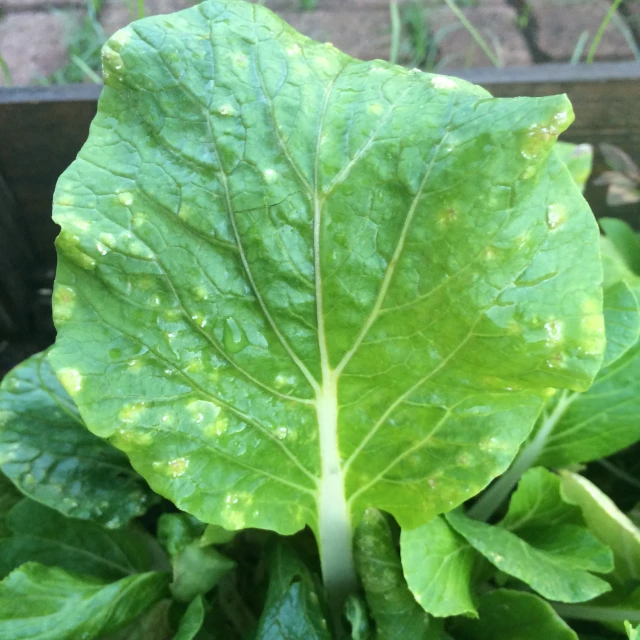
(452, 589, 578, 640)
(344, 594, 373, 640)
(49, 0, 604, 581)
(0, 475, 20, 538)
(171, 543, 235, 602)
(255, 542, 330, 640)
(400, 515, 477, 617)
(0, 350, 154, 527)
(499, 467, 583, 532)
(600, 218, 640, 276)
(537, 341, 640, 467)
(446, 510, 613, 603)
(627, 620, 640, 639)
(354, 508, 432, 638)
(175, 596, 206, 640)
(0, 499, 165, 581)
(561, 470, 640, 583)
(101, 601, 173, 640)
(158, 512, 207, 556)
(0, 562, 168, 640)
(602, 280, 640, 369)
(555, 141, 593, 192)
(199, 524, 235, 546)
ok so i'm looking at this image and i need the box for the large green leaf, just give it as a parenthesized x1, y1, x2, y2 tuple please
(452, 589, 578, 640)
(0, 562, 168, 640)
(400, 515, 477, 618)
(354, 508, 432, 639)
(0, 350, 154, 527)
(561, 470, 640, 583)
(446, 510, 613, 603)
(0, 499, 165, 581)
(254, 542, 330, 640)
(49, 0, 604, 582)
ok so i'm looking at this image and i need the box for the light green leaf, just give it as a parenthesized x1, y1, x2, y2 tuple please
(400, 515, 477, 617)
(0, 562, 168, 640)
(446, 510, 613, 603)
(452, 589, 578, 640)
(0, 350, 154, 527)
(171, 543, 235, 602)
(49, 0, 604, 584)
(499, 467, 582, 532)
(175, 596, 206, 640)
(537, 341, 640, 467)
(344, 594, 373, 640)
(555, 141, 593, 192)
(600, 218, 640, 276)
(255, 542, 330, 640)
(199, 524, 235, 546)
(627, 620, 640, 639)
(602, 280, 640, 369)
(561, 470, 640, 583)
(354, 508, 432, 639)
(0, 499, 165, 581)
(601, 236, 640, 290)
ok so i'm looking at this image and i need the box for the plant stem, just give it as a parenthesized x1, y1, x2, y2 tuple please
(390, 0, 401, 64)
(317, 373, 358, 634)
(586, 0, 623, 63)
(554, 602, 640, 624)
(468, 390, 575, 522)
(442, 0, 501, 67)
(137, 0, 146, 19)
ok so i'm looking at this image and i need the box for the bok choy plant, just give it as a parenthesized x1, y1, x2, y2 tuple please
(0, 1, 638, 638)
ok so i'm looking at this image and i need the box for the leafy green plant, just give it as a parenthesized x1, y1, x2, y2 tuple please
(0, 2, 639, 638)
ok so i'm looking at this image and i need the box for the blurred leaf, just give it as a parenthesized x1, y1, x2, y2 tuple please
(600, 218, 640, 276)
(0, 350, 155, 527)
(561, 470, 640, 583)
(158, 513, 207, 556)
(175, 596, 206, 640)
(453, 589, 578, 639)
(627, 620, 639, 639)
(446, 509, 613, 603)
(255, 542, 330, 640)
(0, 562, 168, 640)
(101, 600, 173, 640)
(555, 142, 593, 192)
(0, 475, 20, 538)
(600, 144, 640, 181)
(0, 499, 166, 581)
(602, 280, 640, 368)
(400, 515, 477, 617)
(344, 594, 373, 640)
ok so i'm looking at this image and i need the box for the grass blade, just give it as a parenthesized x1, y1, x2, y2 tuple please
(586, 0, 624, 63)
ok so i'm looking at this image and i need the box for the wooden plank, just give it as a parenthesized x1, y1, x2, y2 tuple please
(0, 62, 638, 274)
(0, 174, 34, 336)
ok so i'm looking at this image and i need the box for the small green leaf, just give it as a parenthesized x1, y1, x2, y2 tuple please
(400, 515, 477, 617)
(255, 542, 330, 640)
(175, 596, 206, 640)
(499, 467, 582, 532)
(354, 508, 434, 639)
(0, 350, 154, 527)
(555, 141, 593, 192)
(602, 280, 640, 369)
(158, 512, 207, 556)
(344, 594, 373, 640)
(0, 499, 165, 581)
(561, 470, 640, 583)
(170, 543, 235, 602)
(627, 620, 640, 639)
(0, 562, 168, 640)
(452, 589, 578, 640)
(600, 218, 640, 276)
(446, 510, 613, 603)
(199, 524, 235, 546)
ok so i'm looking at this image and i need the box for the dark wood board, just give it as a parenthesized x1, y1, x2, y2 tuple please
(0, 61, 638, 274)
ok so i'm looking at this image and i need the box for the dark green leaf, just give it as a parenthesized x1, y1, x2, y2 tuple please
(0, 475, 20, 538)
(354, 508, 434, 639)
(255, 542, 330, 640)
(175, 596, 206, 640)
(171, 543, 235, 602)
(0, 499, 166, 581)
(345, 594, 373, 640)
(50, 1, 604, 562)
(453, 589, 578, 640)
(0, 562, 168, 640)
(101, 600, 173, 640)
(446, 510, 613, 603)
(158, 512, 207, 556)
(0, 350, 154, 527)
(400, 515, 477, 617)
